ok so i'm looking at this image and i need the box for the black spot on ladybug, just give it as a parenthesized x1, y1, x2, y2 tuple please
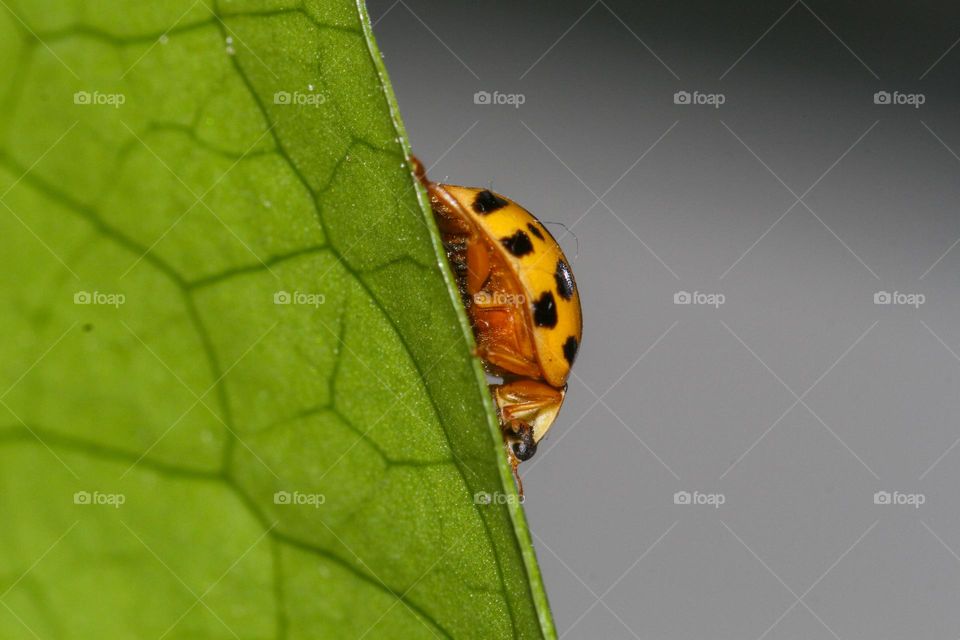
(472, 189, 508, 214)
(554, 258, 575, 300)
(562, 336, 579, 365)
(532, 292, 558, 328)
(527, 223, 544, 240)
(501, 230, 534, 257)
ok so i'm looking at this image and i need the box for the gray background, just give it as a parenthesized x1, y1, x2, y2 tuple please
(369, 1, 960, 638)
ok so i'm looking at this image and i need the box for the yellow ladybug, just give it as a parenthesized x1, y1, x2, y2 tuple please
(412, 157, 583, 493)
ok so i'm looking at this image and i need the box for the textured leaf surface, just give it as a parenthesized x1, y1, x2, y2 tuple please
(0, 1, 554, 638)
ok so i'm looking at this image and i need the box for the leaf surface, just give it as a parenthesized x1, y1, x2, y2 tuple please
(0, 1, 555, 638)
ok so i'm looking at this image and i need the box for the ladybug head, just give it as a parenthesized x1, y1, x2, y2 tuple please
(511, 424, 537, 462)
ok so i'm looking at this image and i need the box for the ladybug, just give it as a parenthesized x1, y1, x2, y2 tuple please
(412, 157, 583, 493)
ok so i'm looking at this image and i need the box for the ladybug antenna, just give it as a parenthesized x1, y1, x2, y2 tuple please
(542, 221, 580, 259)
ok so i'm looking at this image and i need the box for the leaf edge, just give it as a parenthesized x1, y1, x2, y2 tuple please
(354, 1, 558, 637)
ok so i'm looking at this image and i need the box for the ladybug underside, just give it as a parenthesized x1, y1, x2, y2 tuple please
(412, 157, 581, 489)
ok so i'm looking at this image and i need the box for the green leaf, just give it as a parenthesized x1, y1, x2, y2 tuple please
(0, 1, 555, 638)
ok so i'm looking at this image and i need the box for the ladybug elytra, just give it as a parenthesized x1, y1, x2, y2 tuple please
(413, 157, 583, 494)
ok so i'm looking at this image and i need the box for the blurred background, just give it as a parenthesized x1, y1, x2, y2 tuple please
(369, 1, 960, 638)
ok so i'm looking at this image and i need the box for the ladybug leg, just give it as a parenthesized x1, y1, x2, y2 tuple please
(470, 300, 541, 378)
(477, 343, 542, 380)
(499, 397, 563, 423)
(463, 239, 491, 295)
(508, 446, 524, 498)
(493, 382, 565, 437)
